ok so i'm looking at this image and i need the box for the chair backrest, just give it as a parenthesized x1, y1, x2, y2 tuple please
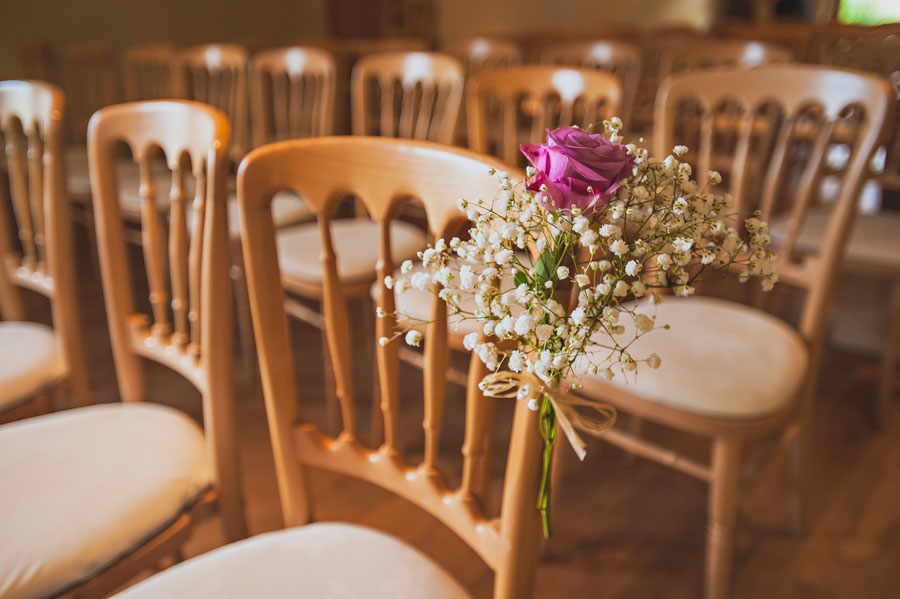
(173, 44, 249, 162)
(18, 41, 59, 84)
(249, 46, 336, 148)
(808, 22, 900, 63)
(238, 136, 543, 598)
(713, 19, 811, 60)
(444, 37, 522, 72)
(467, 65, 623, 165)
(87, 100, 245, 540)
(63, 42, 118, 144)
(659, 40, 792, 82)
(351, 51, 464, 143)
(655, 65, 895, 356)
(123, 42, 175, 101)
(0, 80, 91, 406)
(540, 40, 642, 128)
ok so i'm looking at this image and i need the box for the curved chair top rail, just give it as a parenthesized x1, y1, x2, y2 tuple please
(443, 37, 523, 71)
(351, 51, 465, 143)
(659, 39, 793, 81)
(655, 64, 896, 345)
(88, 100, 233, 395)
(249, 46, 337, 145)
(238, 136, 543, 597)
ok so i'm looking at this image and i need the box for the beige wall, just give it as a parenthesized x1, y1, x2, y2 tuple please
(0, 0, 327, 80)
(438, 0, 715, 41)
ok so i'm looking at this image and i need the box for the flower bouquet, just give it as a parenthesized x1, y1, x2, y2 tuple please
(380, 120, 777, 537)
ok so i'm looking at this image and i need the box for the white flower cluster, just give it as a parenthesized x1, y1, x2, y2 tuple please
(380, 128, 777, 404)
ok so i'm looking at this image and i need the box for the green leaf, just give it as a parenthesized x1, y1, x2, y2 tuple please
(514, 271, 529, 289)
(535, 248, 556, 286)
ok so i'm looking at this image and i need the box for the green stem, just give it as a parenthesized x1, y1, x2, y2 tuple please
(538, 395, 557, 539)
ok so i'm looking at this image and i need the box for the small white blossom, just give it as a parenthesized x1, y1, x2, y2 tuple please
(405, 330, 423, 347)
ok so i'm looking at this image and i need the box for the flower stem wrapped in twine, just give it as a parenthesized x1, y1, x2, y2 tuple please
(480, 371, 616, 537)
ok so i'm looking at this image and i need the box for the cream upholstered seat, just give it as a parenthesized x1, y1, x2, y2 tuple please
(216, 191, 311, 239)
(113, 523, 471, 599)
(769, 206, 900, 271)
(0, 323, 66, 411)
(66, 146, 141, 199)
(277, 219, 426, 285)
(579, 296, 809, 419)
(0, 403, 212, 599)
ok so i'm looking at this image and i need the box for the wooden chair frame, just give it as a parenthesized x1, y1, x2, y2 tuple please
(238, 136, 544, 598)
(658, 39, 792, 83)
(173, 44, 249, 162)
(63, 42, 118, 145)
(467, 65, 623, 165)
(83, 99, 247, 597)
(0, 80, 92, 420)
(123, 42, 175, 102)
(351, 51, 464, 144)
(577, 65, 896, 599)
(540, 39, 643, 130)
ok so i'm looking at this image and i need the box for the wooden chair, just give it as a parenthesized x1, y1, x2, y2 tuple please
(173, 44, 249, 163)
(0, 99, 246, 599)
(249, 46, 336, 146)
(351, 51, 464, 143)
(0, 80, 91, 424)
(789, 34, 900, 425)
(658, 40, 792, 83)
(712, 19, 811, 60)
(444, 37, 522, 72)
(18, 41, 59, 84)
(573, 65, 895, 599)
(109, 136, 544, 599)
(63, 42, 118, 145)
(540, 40, 643, 129)
(123, 42, 175, 101)
(467, 65, 623, 166)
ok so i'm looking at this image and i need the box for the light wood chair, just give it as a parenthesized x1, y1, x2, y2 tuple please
(788, 34, 900, 425)
(573, 65, 895, 599)
(173, 44, 249, 163)
(63, 42, 118, 145)
(713, 19, 811, 60)
(18, 41, 59, 84)
(0, 99, 246, 599)
(250, 46, 336, 146)
(123, 42, 175, 102)
(351, 51, 464, 143)
(540, 39, 643, 130)
(0, 80, 92, 424)
(467, 65, 623, 166)
(658, 39, 792, 83)
(109, 135, 544, 599)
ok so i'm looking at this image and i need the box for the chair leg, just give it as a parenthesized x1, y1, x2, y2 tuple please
(706, 437, 742, 599)
(321, 320, 341, 435)
(788, 424, 807, 536)
(876, 282, 900, 428)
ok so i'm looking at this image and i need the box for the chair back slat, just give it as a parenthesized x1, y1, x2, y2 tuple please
(238, 137, 544, 597)
(444, 37, 522, 72)
(0, 79, 91, 405)
(174, 45, 249, 161)
(541, 40, 642, 128)
(468, 65, 623, 165)
(352, 51, 464, 143)
(659, 40, 792, 83)
(123, 43, 175, 101)
(88, 99, 245, 540)
(655, 65, 895, 350)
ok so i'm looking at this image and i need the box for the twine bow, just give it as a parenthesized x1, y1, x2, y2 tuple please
(480, 371, 616, 460)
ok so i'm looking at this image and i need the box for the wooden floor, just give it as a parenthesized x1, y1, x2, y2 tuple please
(34, 230, 900, 599)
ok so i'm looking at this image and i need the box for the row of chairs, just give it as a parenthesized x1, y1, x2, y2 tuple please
(0, 59, 896, 597)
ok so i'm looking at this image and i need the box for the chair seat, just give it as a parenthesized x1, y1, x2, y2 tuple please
(217, 191, 312, 239)
(0, 403, 212, 599)
(578, 296, 808, 419)
(0, 322, 66, 411)
(66, 146, 141, 199)
(769, 206, 900, 272)
(113, 523, 471, 599)
(277, 220, 426, 286)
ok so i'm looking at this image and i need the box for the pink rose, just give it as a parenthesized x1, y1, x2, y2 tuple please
(521, 126, 634, 216)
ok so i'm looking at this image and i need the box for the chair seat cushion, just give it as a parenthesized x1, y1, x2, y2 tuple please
(114, 523, 471, 599)
(220, 191, 312, 239)
(0, 322, 66, 411)
(578, 296, 808, 419)
(277, 220, 426, 285)
(0, 403, 212, 598)
(66, 146, 140, 199)
(769, 206, 900, 271)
